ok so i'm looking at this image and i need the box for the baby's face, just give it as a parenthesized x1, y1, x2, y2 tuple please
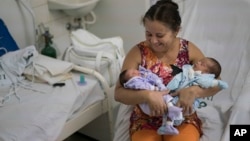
(193, 58, 213, 73)
(125, 69, 141, 80)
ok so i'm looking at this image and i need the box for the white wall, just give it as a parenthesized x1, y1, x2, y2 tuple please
(87, 0, 146, 53)
(0, 0, 148, 59)
(0, 0, 72, 59)
(87, 0, 185, 53)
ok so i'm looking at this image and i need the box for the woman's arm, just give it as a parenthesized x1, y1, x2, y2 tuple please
(172, 85, 221, 113)
(114, 46, 146, 104)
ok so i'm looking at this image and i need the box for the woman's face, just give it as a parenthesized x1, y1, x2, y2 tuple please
(144, 19, 178, 53)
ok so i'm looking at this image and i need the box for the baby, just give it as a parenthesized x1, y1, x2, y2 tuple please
(119, 57, 228, 135)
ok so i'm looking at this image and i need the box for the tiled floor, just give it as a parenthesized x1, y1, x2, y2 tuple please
(64, 132, 98, 141)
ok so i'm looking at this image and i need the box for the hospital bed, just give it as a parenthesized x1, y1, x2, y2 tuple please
(113, 0, 250, 141)
(0, 17, 123, 140)
(0, 0, 123, 139)
(0, 46, 117, 141)
(0, 1, 122, 141)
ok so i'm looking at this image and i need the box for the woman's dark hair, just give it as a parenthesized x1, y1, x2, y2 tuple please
(142, 0, 181, 32)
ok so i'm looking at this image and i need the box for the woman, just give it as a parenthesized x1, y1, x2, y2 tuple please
(114, 0, 221, 141)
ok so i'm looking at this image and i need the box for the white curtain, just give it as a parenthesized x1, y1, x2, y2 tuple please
(180, 0, 250, 101)
(179, 0, 250, 140)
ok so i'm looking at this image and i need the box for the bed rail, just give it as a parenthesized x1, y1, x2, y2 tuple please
(72, 65, 114, 139)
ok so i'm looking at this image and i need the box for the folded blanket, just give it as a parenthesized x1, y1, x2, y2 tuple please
(24, 54, 74, 85)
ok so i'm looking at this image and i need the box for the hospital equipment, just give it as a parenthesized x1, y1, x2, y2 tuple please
(0, 1, 121, 141)
(48, 0, 100, 29)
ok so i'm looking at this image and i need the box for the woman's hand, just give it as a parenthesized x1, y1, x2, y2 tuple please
(146, 90, 169, 116)
(171, 86, 199, 115)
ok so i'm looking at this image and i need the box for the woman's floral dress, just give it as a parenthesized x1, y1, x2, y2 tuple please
(129, 38, 202, 137)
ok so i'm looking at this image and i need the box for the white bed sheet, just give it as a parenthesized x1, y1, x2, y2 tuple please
(0, 72, 105, 141)
(68, 72, 105, 120)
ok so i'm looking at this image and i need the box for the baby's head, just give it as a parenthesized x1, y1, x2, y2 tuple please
(193, 57, 221, 78)
(119, 68, 140, 85)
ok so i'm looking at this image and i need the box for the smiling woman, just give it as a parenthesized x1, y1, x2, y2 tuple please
(114, 0, 250, 141)
(113, 0, 221, 141)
